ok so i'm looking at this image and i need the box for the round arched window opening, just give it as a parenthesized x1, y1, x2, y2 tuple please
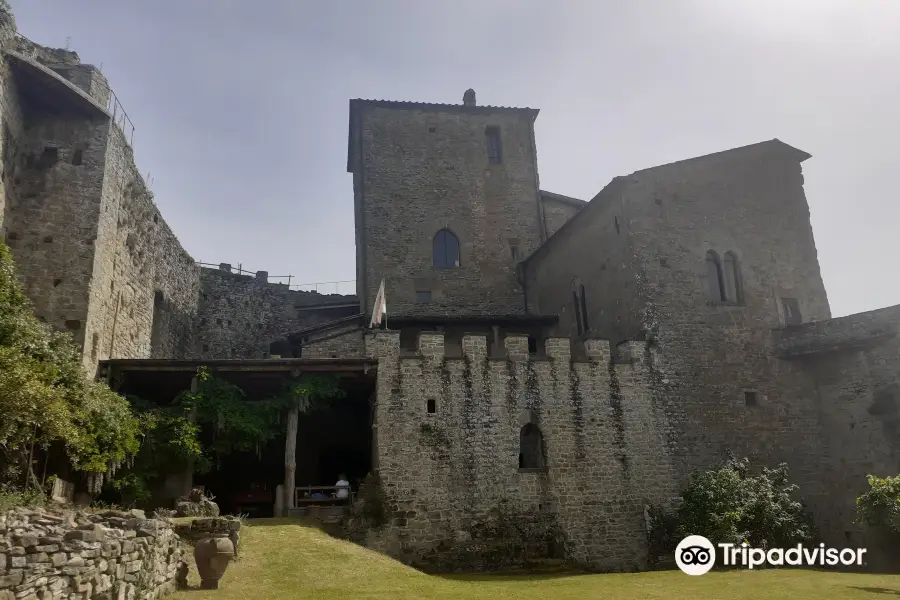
(433, 229, 460, 269)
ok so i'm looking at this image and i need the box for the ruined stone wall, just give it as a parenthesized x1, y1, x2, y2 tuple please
(0, 506, 183, 600)
(361, 329, 676, 572)
(193, 267, 358, 359)
(351, 103, 541, 317)
(11, 36, 110, 108)
(83, 125, 198, 372)
(3, 109, 109, 351)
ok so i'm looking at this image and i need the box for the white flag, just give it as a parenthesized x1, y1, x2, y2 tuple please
(369, 278, 387, 328)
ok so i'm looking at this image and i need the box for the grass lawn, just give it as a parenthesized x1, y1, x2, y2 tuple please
(172, 518, 900, 600)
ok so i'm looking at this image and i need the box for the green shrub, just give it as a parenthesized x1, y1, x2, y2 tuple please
(856, 474, 900, 533)
(0, 241, 140, 493)
(648, 457, 814, 561)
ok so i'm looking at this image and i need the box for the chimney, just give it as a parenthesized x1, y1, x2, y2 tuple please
(463, 89, 476, 107)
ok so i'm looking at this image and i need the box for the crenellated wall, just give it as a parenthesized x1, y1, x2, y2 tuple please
(360, 329, 677, 572)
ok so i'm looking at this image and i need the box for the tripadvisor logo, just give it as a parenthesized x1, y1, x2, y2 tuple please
(675, 535, 867, 575)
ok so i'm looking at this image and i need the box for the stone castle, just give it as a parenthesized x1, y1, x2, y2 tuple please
(1, 17, 899, 571)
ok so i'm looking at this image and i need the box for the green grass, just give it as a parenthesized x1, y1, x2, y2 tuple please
(172, 518, 900, 600)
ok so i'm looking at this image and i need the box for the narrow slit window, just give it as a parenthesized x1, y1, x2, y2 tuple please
(706, 251, 725, 302)
(782, 298, 802, 325)
(485, 126, 502, 164)
(572, 290, 583, 336)
(723, 251, 742, 303)
(579, 284, 589, 332)
(426, 399, 436, 414)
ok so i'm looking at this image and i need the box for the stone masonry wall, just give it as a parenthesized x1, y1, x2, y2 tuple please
(193, 267, 358, 359)
(0, 17, 24, 232)
(539, 193, 584, 239)
(525, 142, 854, 545)
(772, 304, 900, 549)
(83, 125, 198, 372)
(11, 36, 111, 109)
(351, 103, 542, 317)
(619, 145, 834, 527)
(525, 177, 641, 345)
(360, 329, 677, 572)
(3, 109, 110, 352)
(0, 507, 182, 600)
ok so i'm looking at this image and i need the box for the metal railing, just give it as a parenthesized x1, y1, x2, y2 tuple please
(12, 33, 135, 146)
(196, 261, 356, 295)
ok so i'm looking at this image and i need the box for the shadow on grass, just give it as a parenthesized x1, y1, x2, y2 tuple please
(849, 588, 900, 596)
(440, 571, 587, 582)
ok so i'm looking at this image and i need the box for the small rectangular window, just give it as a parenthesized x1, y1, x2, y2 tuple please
(72, 149, 83, 166)
(527, 336, 538, 355)
(426, 399, 436, 414)
(782, 298, 801, 325)
(415, 290, 432, 303)
(745, 391, 758, 406)
(485, 126, 502, 164)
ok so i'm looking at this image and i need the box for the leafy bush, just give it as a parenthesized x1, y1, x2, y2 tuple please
(856, 474, 900, 533)
(0, 241, 140, 493)
(648, 457, 814, 560)
(105, 368, 345, 505)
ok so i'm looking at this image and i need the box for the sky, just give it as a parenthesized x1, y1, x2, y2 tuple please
(11, 0, 900, 317)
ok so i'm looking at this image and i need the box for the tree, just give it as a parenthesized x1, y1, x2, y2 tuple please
(280, 374, 345, 510)
(0, 241, 140, 493)
(856, 474, 900, 534)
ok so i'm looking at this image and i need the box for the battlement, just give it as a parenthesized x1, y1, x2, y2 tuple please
(366, 329, 652, 366)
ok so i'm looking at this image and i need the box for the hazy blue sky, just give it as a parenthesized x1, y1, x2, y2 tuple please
(11, 0, 900, 316)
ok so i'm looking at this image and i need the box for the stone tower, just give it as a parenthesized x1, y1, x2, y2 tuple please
(347, 92, 545, 317)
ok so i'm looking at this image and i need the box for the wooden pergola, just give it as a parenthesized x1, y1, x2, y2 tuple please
(97, 358, 378, 512)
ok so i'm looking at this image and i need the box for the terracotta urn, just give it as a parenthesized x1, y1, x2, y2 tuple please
(194, 534, 235, 589)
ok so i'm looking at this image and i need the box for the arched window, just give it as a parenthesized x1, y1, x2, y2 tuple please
(706, 251, 725, 302)
(519, 423, 545, 469)
(433, 229, 460, 269)
(723, 251, 742, 303)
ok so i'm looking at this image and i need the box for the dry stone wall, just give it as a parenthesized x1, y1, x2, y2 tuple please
(0, 507, 183, 600)
(360, 329, 677, 572)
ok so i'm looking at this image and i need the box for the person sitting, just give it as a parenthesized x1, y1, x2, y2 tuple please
(334, 473, 350, 500)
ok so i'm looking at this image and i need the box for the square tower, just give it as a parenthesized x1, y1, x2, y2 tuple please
(347, 90, 544, 317)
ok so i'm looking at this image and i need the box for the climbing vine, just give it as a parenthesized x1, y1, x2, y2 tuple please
(105, 369, 345, 504)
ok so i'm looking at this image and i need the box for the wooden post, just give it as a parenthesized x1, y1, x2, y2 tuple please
(181, 375, 199, 498)
(283, 403, 299, 515)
